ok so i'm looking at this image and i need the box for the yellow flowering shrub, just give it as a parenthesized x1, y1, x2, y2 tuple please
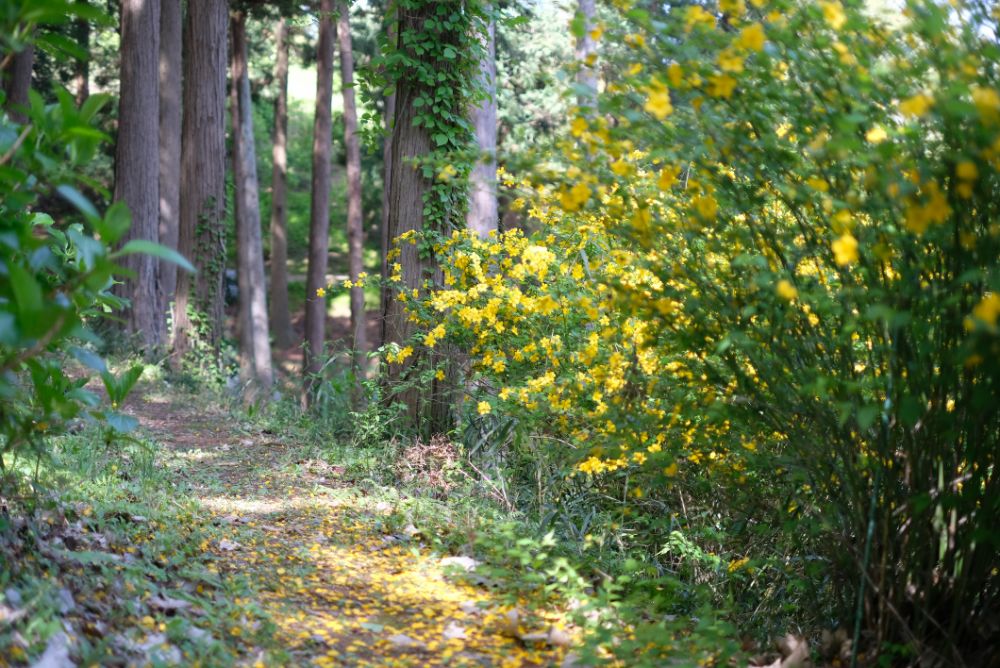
(385, 0, 1000, 660)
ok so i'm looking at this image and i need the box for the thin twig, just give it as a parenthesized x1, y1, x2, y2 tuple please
(0, 124, 31, 167)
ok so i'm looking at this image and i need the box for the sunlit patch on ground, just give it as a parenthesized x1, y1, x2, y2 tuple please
(139, 391, 569, 666)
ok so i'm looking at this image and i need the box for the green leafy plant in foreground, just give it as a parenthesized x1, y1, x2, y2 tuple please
(0, 1, 191, 475)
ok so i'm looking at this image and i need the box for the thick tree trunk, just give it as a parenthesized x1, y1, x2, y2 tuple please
(302, 0, 335, 400)
(158, 0, 182, 311)
(230, 10, 274, 398)
(3, 44, 33, 124)
(337, 2, 366, 383)
(269, 17, 293, 350)
(73, 10, 89, 106)
(382, 5, 436, 427)
(575, 0, 598, 111)
(172, 0, 228, 364)
(466, 11, 497, 238)
(115, 0, 163, 351)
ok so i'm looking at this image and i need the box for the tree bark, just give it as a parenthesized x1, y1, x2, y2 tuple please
(230, 10, 274, 398)
(466, 9, 497, 238)
(115, 0, 163, 351)
(3, 44, 33, 124)
(303, 0, 335, 400)
(382, 4, 436, 427)
(172, 0, 228, 364)
(73, 8, 89, 106)
(158, 0, 182, 311)
(575, 0, 598, 111)
(337, 1, 367, 384)
(379, 19, 396, 348)
(269, 17, 293, 349)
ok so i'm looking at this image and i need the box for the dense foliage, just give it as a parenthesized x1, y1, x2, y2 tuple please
(391, 0, 1000, 662)
(0, 2, 187, 468)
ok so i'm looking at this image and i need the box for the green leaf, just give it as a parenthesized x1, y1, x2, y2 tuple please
(99, 201, 132, 245)
(111, 240, 195, 274)
(56, 184, 99, 220)
(8, 263, 43, 314)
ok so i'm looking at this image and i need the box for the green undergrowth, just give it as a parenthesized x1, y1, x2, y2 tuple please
(0, 422, 280, 667)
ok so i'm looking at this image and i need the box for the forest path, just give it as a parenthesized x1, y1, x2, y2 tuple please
(132, 387, 568, 667)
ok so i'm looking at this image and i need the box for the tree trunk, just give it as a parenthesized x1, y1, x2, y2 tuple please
(466, 10, 497, 238)
(303, 0, 335, 400)
(379, 19, 396, 348)
(73, 8, 89, 106)
(575, 0, 598, 111)
(337, 1, 366, 385)
(3, 44, 33, 124)
(230, 10, 274, 398)
(172, 0, 228, 364)
(269, 17, 293, 349)
(382, 5, 436, 427)
(115, 0, 163, 351)
(158, 0, 182, 311)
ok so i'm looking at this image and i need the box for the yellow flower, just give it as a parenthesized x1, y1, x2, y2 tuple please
(668, 63, 683, 87)
(736, 23, 766, 52)
(720, 0, 746, 16)
(477, 401, 492, 416)
(820, 1, 846, 30)
(435, 369, 446, 381)
(972, 293, 1000, 327)
(865, 126, 888, 144)
(956, 160, 978, 181)
(664, 462, 678, 476)
(693, 194, 718, 220)
(644, 85, 673, 119)
(570, 116, 588, 137)
(658, 165, 681, 190)
(708, 73, 737, 98)
(316, 287, 326, 298)
(684, 5, 716, 31)
(899, 93, 932, 117)
(832, 233, 859, 266)
(717, 49, 745, 73)
(776, 279, 798, 301)
(437, 163, 458, 181)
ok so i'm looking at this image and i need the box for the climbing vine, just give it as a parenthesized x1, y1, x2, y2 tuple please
(364, 0, 491, 236)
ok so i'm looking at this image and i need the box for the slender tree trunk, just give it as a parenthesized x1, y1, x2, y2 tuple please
(158, 0, 182, 312)
(466, 9, 497, 238)
(3, 44, 33, 124)
(337, 1, 366, 384)
(73, 9, 89, 106)
(172, 0, 228, 364)
(303, 0, 335, 400)
(575, 0, 598, 111)
(269, 17, 293, 349)
(230, 10, 274, 398)
(382, 5, 436, 426)
(115, 0, 163, 351)
(379, 20, 396, 348)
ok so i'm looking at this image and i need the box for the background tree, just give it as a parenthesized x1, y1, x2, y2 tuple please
(338, 1, 366, 383)
(73, 4, 89, 105)
(230, 8, 273, 396)
(172, 0, 228, 362)
(303, 0, 335, 399)
(466, 5, 497, 238)
(269, 16, 293, 349)
(114, 0, 162, 350)
(574, 0, 597, 111)
(158, 0, 182, 310)
(2, 44, 33, 123)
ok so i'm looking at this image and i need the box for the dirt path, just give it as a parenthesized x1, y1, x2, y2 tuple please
(131, 389, 569, 667)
